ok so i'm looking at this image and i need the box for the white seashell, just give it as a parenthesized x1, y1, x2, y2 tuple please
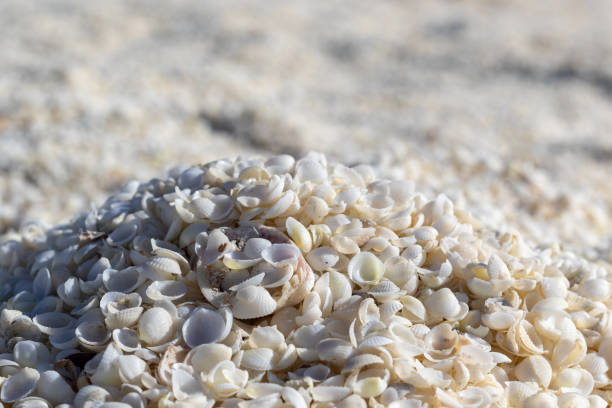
(117, 355, 147, 383)
(203, 229, 234, 265)
(90, 343, 122, 387)
(108, 221, 139, 247)
(231, 285, 277, 319)
(342, 354, 384, 373)
(553, 368, 594, 396)
(35, 370, 75, 405)
(57, 277, 81, 307)
(1, 367, 40, 403)
(182, 307, 231, 348)
(112, 328, 141, 352)
(506, 381, 539, 407)
(73, 385, 111, 408)
(103, 267, 143, 293)
(33, 312, 75, 335)
(138, 307, 174, 345)
(286, 217, 312, 253)
(13, 340, 50, 368)
(316, 338, 353, 363)
(76, 320, 110, 351)
(423, 288, 467, 321)
(246, 382, 283, 399)
(229, 272, 266, 291)
(281, 386, 307, 408)
(352, 376, 387, 398)
(557, 392, 590, 408)
(206, 360, 248, 398)
(523, 392, 558, 408)
(306, 247, 339, 272)
(580, 353, 609, 385)
(250, 326, 285, 350)
(186, 343, 232, 374)
(100, 292, 141, 316)
(146, 280, 187, 301)
(241, 348, 274, 371)
(49, 329, 78, 350)
(122, 392, 145, 408)
(262, 190, 295, 219)
(142, 257, 182, 281)
(348, 252, 384, 287)
(223, 251, 261, 270)
(13, 396, 52, 408)
(368, 280, 405, 302)
(32, 268, 52, 299)
(578, 278, 610, 301)
(514, 355, 552, 387)
(310, 385, 351, 402)
(261, 244, 299, 270)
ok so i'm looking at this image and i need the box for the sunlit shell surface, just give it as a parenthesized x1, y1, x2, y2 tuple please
(0, 153, 611, 407)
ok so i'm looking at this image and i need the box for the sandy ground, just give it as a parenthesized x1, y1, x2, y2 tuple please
(2, 0, 612, 259)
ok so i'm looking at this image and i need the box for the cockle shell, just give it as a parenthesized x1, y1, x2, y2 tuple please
(186, 343, 232, 374)
(241, 348, 275, 371)
(76, 320, 111, 351)
(146, 280, 187, 302)
(33, 312, 75, 335)
(514, 355, 552, 387)
(231, 285, 277, 320)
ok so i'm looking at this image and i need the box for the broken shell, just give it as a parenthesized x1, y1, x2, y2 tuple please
(514, 355, 552, 388)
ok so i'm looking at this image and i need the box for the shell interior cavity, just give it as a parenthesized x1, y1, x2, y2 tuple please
(0, 153, 611, 407)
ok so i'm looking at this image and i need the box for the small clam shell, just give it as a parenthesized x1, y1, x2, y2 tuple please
(76, 320, 110, 351)
(146, 281, 187, 302)
(231, 285, 277, 320)
(33, 312, 75, 335)
(142, 257, 182, 281)
(107, 222, 139, 247)
(1, 367, 40, 403)
(514, 355, 552, 387)
(260, 266, 293, 289)
(49, 329, 78, 350)
(185, 343, 232, 374)
(14, 340, 50, 368)
(241, 348, 274, 371)
(368, 280, 405, 302)
(12, 396, 52, 408)
(316, 339, 354, 363)
(57, 277, 81, 307)
(105, 307, 143, 330)
(203, 229, 233, 266)
(33, 268, 52, 299)
(182, 307, 231, 348)
(348, 252, 384, 287)
(103, 267, 144, 293)
(342, 354, 384, 373)
(286, 217, 312, 253)
(112, 328, 141, 352)
(35, 370, 75, 405)
(261, 244, 300, 270)
(117, 355, 148, 384)
(311, 385, 351, 402)
(73, 385, 111, 408)
(138, 307, 174, 346)
(223, 252, 261, 270)
(306, 247, 339, 272)
(100, 292, 142, 316)
(250, 326, 285, 350)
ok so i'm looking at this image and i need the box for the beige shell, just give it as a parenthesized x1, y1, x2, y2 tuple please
(514, 355, 552, 387)
(348, 252, 384, 287)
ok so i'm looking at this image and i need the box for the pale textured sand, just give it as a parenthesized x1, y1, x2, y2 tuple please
(1, 0, 612, 259)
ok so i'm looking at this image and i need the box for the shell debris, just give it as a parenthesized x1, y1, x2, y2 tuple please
(0, 152, 611, 407)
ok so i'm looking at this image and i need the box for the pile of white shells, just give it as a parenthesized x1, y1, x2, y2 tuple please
(1, 152, 612, 408)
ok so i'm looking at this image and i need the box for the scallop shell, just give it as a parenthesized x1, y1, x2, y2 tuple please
(231, 285, 277, 320)
(182, 307, 232, 348)
(241, 348, 275, 371)
(142, 256, 182, 281)
(348, 252, 384, 287)
(1, 367, 40, 403)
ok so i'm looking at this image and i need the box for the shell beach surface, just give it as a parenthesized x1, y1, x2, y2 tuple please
(0, 153, 611, 408)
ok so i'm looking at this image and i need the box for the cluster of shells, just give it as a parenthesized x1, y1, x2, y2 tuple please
(0, 152, 611, 408)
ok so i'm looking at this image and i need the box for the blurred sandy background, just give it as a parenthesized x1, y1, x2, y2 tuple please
(2, 0, 612, 260)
